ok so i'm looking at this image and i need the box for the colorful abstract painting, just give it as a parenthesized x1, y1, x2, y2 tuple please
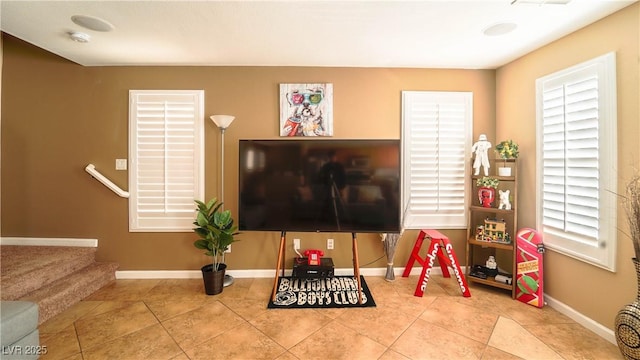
(280, 83, 333, 137)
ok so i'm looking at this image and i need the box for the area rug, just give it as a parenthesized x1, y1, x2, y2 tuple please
(268, 275, 376, 309)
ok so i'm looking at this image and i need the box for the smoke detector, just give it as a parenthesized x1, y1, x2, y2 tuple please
(69, 31, 91, 43)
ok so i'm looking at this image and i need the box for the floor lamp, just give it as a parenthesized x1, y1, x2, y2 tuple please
(210, 114, 235, 287)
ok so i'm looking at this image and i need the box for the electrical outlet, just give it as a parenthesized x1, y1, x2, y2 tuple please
(225, 245, 231, 253)
(293, 238, 301, 250)
(327, 238, 334, 250)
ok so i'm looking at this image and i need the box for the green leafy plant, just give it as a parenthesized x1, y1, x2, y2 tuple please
(495, 139, 519, 160)
(476, 176, 500, 189)
(193, 198, 239, 271)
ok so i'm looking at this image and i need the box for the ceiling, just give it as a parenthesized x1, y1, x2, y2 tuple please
(1, 0, 636, 69)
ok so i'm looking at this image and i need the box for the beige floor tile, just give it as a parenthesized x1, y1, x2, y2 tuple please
(186, 322, 286, 360)
(250, 308, 332, 349)
(39, 301, 103, 334)
(75, 301, 159, 351)
(392, 275, 450, 297)
(378, 349, 411, 360)
(81, 323, 182, 360)
(246, 277, 278, 300)
(84, 279, 161, 301)
(145, 279, 209, 302)
(35, 276, 620, 360)
(146, 298, 215, 321)
(392, 318, 486, 359)
(274, 351, 300, 360)
(311, 306, 348, 319)
(480, 346, 524, 359)
(500, 300, 574, 326)
(169, 353, 190, 360)
(220, 297, 271, 321)
(335, 306, 416, 347)
(524, 322, 623, 360)
(216, 277, 255, 299)
(161, 300, 246, 350)
(453, 283, 515, 309)
(432, 272, 473, 297)
(81, 301, 140, 319)
(488, 316, 562, 359)
(39, 325, 81, 360)
(58, 354, 83, 360)
(369, 279, 437, 318)
(289, 321, 387, 360)
(420, 296, 500, 344)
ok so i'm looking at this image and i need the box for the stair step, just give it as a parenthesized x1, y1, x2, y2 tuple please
(1, 246, 96, 300)
(20, 262, 119, 324)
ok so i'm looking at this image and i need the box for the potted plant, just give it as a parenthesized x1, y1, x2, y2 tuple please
(476, 176, 499, 208)
(615, 175, 640, 357)
(193, 198, 239, 295)
(495, 139, 519, 176)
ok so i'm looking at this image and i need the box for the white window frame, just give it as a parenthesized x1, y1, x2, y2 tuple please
(401, 91, 473, 229)
(536, 52, 617, 271)
(128, 90, 205, 232)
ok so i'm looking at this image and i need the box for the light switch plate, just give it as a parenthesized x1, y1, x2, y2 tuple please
(115, 159, 127, 170)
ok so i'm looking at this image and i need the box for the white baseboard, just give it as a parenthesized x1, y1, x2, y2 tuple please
(544, 294, 616, 345)
(0, 237, 98, 247)
(115, 266, 430, 280)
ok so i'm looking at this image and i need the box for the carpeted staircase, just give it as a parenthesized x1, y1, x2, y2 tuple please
(0, 245, 118, 324)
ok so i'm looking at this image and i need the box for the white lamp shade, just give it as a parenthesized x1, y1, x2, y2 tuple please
(210, 115, 235, 129)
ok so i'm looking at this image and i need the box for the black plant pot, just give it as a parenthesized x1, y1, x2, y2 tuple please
(201, 263, 227, 295)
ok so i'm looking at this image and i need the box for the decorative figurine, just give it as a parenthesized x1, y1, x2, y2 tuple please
(471, 134, 492, 176)
(486, 256, 497, 270)
(498, 189, 511, 210)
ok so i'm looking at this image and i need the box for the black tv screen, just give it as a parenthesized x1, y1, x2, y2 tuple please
(238, 139, 401, 233)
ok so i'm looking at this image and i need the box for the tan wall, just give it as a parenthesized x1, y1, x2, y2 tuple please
(496, 3, 639, 329)
(1, 34, 495, 272)
(1, 35, 3, 220)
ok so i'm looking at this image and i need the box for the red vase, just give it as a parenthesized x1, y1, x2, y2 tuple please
(478, 187, 495, 208)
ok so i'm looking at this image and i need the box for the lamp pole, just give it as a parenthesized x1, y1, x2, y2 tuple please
(210, 115, 235, 287)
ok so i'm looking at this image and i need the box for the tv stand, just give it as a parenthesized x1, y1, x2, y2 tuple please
(271, 231, 363, 304)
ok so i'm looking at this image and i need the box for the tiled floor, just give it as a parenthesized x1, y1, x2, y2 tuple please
(38, 274, 622, 360)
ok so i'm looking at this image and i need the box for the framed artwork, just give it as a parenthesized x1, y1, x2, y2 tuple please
(280, 83, 333, 137)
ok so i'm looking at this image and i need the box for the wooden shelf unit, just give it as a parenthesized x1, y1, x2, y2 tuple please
(466, 158, 518, 298)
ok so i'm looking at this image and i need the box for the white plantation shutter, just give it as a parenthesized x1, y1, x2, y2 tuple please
(536, 52, 617, 271)
(129, 90, 205, 231)
(402, 91, 472, 229)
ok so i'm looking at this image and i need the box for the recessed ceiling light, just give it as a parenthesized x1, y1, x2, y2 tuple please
(483, 22, 518, 36)
(69, 31, 91, 43)
(71, 15, 114, 32)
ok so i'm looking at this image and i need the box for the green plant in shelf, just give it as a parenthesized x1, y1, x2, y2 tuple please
(495, 139, 519, 160)
(476, 176, 500, 189)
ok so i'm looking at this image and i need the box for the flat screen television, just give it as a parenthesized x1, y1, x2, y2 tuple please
(238, 139, 401, 233)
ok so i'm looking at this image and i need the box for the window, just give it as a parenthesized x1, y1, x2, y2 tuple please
(129, 90, 205, 232)
(536, 52, 617, 271)
(402, 91, 473, 229)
